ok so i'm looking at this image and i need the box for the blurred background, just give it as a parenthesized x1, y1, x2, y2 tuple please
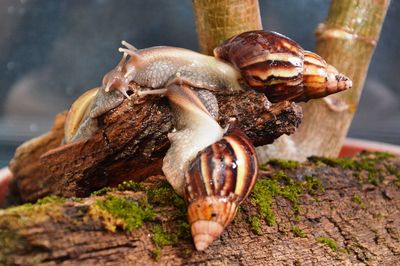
(0, 0, 399, 167)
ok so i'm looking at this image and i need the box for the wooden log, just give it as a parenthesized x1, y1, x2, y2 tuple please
(1, 152, 399, 265)
(9, 91, 302, 202)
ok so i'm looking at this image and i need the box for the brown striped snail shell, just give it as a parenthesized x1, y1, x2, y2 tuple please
(214, 30, 352, 103)
(185, 124, 258, 251)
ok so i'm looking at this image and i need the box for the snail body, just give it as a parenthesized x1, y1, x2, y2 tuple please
(102, 43, 242, 99)
(63, 87, 125, 143)
(160, 84, 225, 196)
(63, 87, 98, 143)
(151, 84, 258, 250)
(64, 30, 351, 142)
(214, 30, 352, 102)
(185, 124, 258, 251)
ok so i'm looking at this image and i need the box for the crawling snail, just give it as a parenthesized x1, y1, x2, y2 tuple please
(102, 30, 351, 104)
(148, 84, 258, 251)
(65, 30, 352, 143)
(185, 123, 258, 251)
(214, 30, 352, 102)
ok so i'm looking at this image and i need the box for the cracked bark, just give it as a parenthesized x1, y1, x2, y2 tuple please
(1, 153, 399, 265)
(8, 90, 302, 203)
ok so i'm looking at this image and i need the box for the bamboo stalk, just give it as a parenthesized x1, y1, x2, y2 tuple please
(258, 0, 390, 161)
(192, 0, 262, 55)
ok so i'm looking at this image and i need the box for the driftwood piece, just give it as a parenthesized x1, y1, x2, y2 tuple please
(9, 91, 302, 202)
(1, 153, 399, 265)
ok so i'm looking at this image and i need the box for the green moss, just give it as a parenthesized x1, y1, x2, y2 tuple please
(310, 157, 356, 170)
(4, 195, 65, 215)
(36, 195, 66, 205)
(96, 195, 155, 232)
(151, 248, 162, 261)
(248, 216, 262, 235)
(91, 181, 145, 196)
(117, 180, 145, 192)
(149, 219, 190, 260)
(316, 236, 337, 251)
(250, 171, 305, 226)
(351, 194, 365, 207)
(268, 158, 300, 169)
(250, 179, 279, 226)
(1, 197, 65, 228)
(304, 175, 325, 194)
(250, 170, 328, 230)
(292, 226, 306, 238)
(91, 186, 113, 196)
(0, 229, 26, 265)
(279, 181, 303, 214)
(151, 224, 178, 246)
(385, 164, 400, 187)
(146, 181, 186, 216)
(361, 151, 394, 160)
(310, 152, 397, 186)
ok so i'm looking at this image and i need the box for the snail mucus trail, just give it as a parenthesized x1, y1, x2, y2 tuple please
(62, 30, 353, 250)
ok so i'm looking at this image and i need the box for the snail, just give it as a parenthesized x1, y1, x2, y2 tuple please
(102, 41, 242, 99)
(64, 87, 99, 143)
(63, 86, 126, 143)
(144, 84, 224, 197)
(65, 30, 352, 143)
(213, 30, 352, 102)
(185, 123, 258, 251)
(148, 84, 258, 250)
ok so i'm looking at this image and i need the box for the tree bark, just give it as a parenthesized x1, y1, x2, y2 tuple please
(192, 0, 262, 55)
(1, 153, 399, 265)
(258, 0, 391, 162)
(9, 91, 302, 203)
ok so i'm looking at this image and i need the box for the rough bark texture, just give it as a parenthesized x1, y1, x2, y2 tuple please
(1, 153, 399, 265)
(9, 91, 302, 203)
(258, 0, 391, 162)
(192, 0, 262, 55)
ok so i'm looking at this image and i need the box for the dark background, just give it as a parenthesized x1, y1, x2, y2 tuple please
(0, 0, 399, 167)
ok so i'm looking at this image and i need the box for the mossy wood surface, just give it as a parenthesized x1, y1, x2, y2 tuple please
(8, 90, 302, 203)
(1, 153, 399, 265)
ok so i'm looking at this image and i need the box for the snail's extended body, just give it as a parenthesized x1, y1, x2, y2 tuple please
(150, 84, 258, 251)
(103, 44, 242, 99)
(158, 84, 224, 196)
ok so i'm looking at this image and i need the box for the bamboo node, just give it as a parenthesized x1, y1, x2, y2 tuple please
(316, 23, 377, 47)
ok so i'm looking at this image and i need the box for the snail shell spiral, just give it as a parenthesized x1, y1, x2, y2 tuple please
(185, 125, 258, 251)
(214, 30, 352, 102)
